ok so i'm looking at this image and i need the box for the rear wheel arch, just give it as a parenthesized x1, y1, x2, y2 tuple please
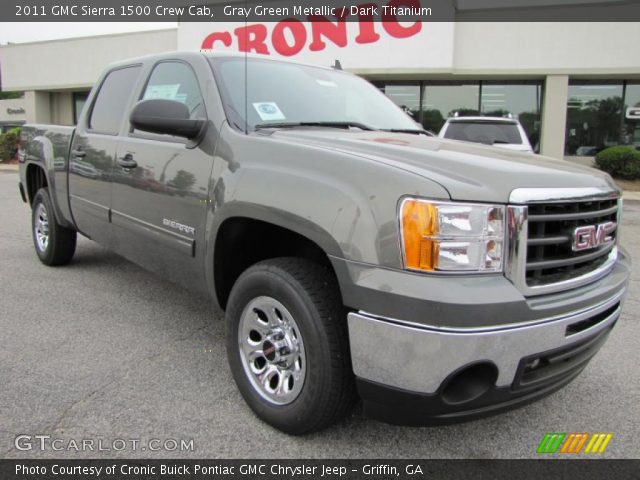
(25, 163, 49, 205)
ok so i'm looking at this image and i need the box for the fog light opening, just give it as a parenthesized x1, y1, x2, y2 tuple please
(441, 362, 498, 405)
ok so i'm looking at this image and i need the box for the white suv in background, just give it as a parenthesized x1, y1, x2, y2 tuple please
(438, 116, 533, 153)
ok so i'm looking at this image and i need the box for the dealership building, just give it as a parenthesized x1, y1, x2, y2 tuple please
(1, 16, 639, 158)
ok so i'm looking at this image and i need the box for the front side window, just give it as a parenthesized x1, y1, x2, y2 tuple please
(141, 62, 206, 120)
(210, 57, 418, 132)
(89, 66, 141, 134)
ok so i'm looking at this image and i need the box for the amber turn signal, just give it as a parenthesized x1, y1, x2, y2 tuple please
(401, 199, 438, 271)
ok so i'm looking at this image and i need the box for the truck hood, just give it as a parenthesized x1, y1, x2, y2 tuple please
(267, 129, 618, 203)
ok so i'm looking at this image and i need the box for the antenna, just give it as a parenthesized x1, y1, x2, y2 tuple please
(332, 60, 342, 70)
(244, 0, 248, 135)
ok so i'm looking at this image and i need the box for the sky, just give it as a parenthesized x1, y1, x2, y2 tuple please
(0, 22, 177, 44)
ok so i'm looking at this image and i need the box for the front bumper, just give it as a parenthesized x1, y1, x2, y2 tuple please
(348, 286, 625, 425)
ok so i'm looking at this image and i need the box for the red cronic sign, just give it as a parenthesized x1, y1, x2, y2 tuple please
(201, 0, 424, 56)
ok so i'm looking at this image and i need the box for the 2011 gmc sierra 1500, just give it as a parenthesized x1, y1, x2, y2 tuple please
(18, 52, 630, 434)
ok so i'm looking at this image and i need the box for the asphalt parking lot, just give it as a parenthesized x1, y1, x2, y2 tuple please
(0, 170, 638, 459)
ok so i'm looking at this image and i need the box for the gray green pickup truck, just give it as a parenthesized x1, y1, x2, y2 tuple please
(18, 52, 630, 434)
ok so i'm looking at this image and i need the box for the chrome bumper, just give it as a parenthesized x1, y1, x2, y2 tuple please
(347, 290, 624, 394)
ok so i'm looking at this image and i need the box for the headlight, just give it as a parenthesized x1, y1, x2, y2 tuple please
(400, 198, 505, 273)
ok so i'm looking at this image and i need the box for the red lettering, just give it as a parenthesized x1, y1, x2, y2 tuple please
(234, 24, 270, 54)
(201, 2, 425, 56)
(272, 19, 307, 56)
(201, 31, 232, 50)
(308, 12, 348, 51)
(382, 0, 422, 38)
(353, 3, 380, 44)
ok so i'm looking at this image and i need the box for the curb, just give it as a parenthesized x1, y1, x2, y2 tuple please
(623, 191, 640, 201)
(0, 164, 19, 172)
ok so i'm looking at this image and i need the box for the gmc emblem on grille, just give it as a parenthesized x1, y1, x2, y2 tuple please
(572, 221, 616, 252)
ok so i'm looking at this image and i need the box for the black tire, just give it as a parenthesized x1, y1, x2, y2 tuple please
(32, 188, 77, 266)
(225, 257, 355, 434)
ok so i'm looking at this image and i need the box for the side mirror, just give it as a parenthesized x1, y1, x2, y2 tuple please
(130, 99, 205, 139)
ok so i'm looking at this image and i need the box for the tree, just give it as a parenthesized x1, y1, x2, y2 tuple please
(565, 95, 623, 153)
(589, 96, 622, 146)
(168, 170, 196, 196)
(421, 109, 445, 133)
(448, 108, 479, 118)
(0, 91, 24, 100)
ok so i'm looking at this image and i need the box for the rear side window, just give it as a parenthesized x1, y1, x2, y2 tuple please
(444, 121, 522, 145)
(141, 62, 206, 120)
(89, 66, 141, 135)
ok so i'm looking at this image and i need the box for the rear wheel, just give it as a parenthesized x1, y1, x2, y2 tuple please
(32, 188, 76, 266)
(225, 257, 355, 434)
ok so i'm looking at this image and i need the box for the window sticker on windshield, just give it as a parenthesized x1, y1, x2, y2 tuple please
(144, 84, 180, 100)
(253, 102, 285, 121)
(316, 79, 338, 88)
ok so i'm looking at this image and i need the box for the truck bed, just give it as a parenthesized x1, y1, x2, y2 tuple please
(21, 124, 75, 169)
(19, 124, 76, 228)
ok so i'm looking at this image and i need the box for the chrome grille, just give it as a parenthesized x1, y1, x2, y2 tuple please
(506, 188, 621, 296)
(526, 198, 618, 286)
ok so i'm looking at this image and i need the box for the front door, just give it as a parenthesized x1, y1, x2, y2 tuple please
(110, 60, 214, 292)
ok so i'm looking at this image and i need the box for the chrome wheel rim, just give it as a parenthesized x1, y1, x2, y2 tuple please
(34, 203, 49, 252)
(238, 296, 306, 405)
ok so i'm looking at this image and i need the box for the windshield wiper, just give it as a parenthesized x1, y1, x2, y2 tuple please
(381, 128, 434, 136)
(254, 121, 376, 131)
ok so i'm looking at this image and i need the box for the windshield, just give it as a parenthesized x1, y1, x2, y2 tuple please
(443, 121, 523, 145)
(209, 56, 419, 132)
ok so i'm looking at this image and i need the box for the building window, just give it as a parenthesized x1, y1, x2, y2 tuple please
(378, 84, 421, 123)
(565, 81, 624, 156)
(373, 80, 543, 148)
(480, 82, 542, 151)
(73, 92, 89, 125)
(422, 82, 480, 134)
(623, 82, 640, 148)
(375, 81, 480, 134)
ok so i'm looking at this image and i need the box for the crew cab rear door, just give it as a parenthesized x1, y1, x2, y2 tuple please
(110, 59, 215, 292)
(68, 65, 142, 246)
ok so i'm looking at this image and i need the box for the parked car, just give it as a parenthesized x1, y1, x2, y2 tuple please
(18, 52, 629, 434)
(439, 116, 534, 152)
(575, 146, 599, 156)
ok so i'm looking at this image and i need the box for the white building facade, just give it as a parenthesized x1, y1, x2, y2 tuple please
(1, 19, 639, 158)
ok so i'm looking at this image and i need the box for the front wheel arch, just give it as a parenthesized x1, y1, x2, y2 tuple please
(212, 215, 343, 310)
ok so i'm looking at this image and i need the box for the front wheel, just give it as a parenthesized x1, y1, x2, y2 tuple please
(32, 188, 77, 266)
(225, 258, 355, 434)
